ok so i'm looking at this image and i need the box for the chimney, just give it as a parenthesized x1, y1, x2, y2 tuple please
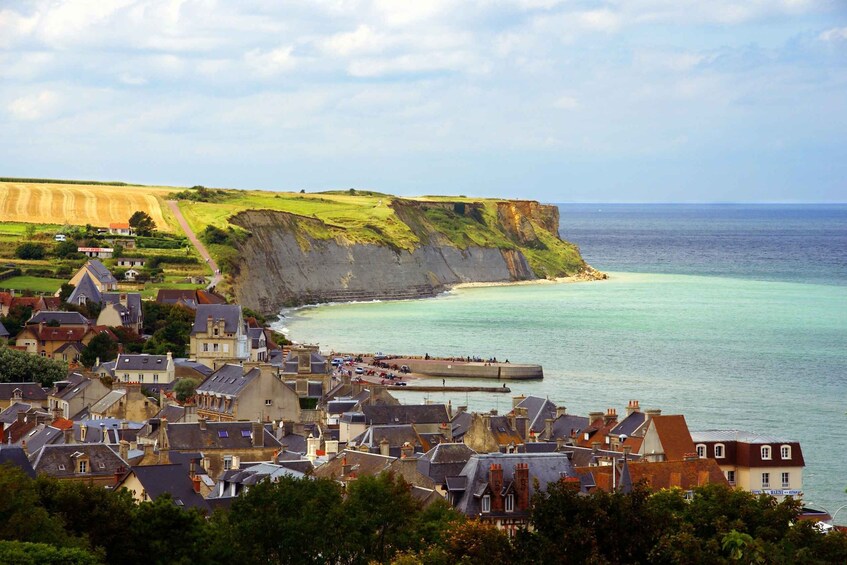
(16, 411, 26, 424)
(400, 442, 414, 459)
(623, 445, 632, 459)
(80, 423, 87, 442)
(157, 417, 169, 464)
(489, 463, 504, 512)
(198, 417, 207, 431)
(626, 400, 640, 417)
(306, 434, 319, 462)
(341, 453, 353, 476)
(512, 394, 526, 409)
(121, 420, 128, 430)
(232, 455, 240, 470)
(644, 408, 662, 423)
(508, 411, 517, 433)
(21, 440, 27, 455)
(514, 407, 528, 441)
(592, 441, 601, 453)
(588, 411, 603, 425)
(481, 412, 491, 430)
(114, 469, 124, 486)
(544, 418, 553, 441)
(556, 436, 565, 450)
(192, 475, 201, 494)
(379, 437, 390, 457)
(556, 405, 567, 418)
(604, 408, 617, 426)
(252, 422, 265, 448)
(119, 440, 129, 461)
(63, 427, 74, 444)
(100, 423, 107, 443)
(515, 462, 530, 511)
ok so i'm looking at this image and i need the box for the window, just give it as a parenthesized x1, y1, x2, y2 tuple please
(153, 374, 159, 383)
(78, 460, 88, 473)
(505, 494, 514, 513)
(213, 343, 219, 352)
(58, 464, 66, 471)
(780, 445, 791, 459)
(726, 470, 736, 485)
(203, 343, 209, 352)
(214, 328, 219, 336)
(781, 472, 790, 488)
(241, 430, 252, 438)
(481, 495, 491, 513)
(265, 399, 272, 406)
(218, 430, 229, 438)
(761, 472, 770, 488)
(138, 373, 144, 382)
(761, 446, 771, 460)
(223, 457, 232, 470)
(223, 344, 229, 353)
(696, 444, 706, 458)
(714, 444, 725, 458)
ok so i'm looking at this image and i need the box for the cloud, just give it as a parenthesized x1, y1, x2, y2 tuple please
(244, 46, 298, 77)
(553, 96, 579, 109)
(578, 9, 621, 33)
(7, 90, 59, 121)
(818, 27, 847, 42)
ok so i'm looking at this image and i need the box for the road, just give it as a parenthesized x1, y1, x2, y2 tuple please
(165, 200, 222, 290)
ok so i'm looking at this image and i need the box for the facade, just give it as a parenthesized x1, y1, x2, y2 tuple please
(0, 383, 48, 410)
(88, 384, 159, 421)
(97, 293, 144, 334)
(48, 375, 112, 419)
(67, 259, 118, 293)
(116, 258, 146, 268)
(78, 247, 114, 259)
(16, 324, 115, 358)
(691, 430, 805, 500)
(189, 304, 249, 369)
(109, 223, 134, 235)
(29, 443, 129, 486)
(194, 363, 301, 423)
(111, 353, 175, 385)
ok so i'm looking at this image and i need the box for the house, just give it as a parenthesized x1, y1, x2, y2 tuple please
(247, 327, 268, 362)
(15, 322, 115, 358)
(124, 268, 141, 281)
(48, 374, 112, 419)
(0, 293, 61, 316)
(638, 415, 696, 462)
(0, 320, 8, 340)
(67, 259, 118, 293)
(110, 353, 175, 386)
(361, 404, 451, 430)
(313, 449, 397, 485)
(417, 443, 477, 495)
(88, 383, 159, 421)
(208, 461, 307, 504)
(690, 430, 805, 501)
(280, 345, 331, 397)
(97, 293, 143, 334)
(52, 342, 85, 364)
(116, 463, 210, 512)
(576, 455, 729, 495)
(109, 223, 134, 236)
(462, 411, 525, 454)
(26, 311, 89, 328)
(29, 443, 129, 486)
(0, 383, 48, 410)
(0, 446, 36, 478)
(67, 273, 103, 306)
(188, 304, 249, 369)
(156, 289, 227, 310)
(78, 247, 114, 259)
(446, 452, 580, 534)
(194, 363, 301, 423)
(116, 258, 146, 268)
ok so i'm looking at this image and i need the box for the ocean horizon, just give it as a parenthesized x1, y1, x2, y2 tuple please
(277, 203, 847, 520)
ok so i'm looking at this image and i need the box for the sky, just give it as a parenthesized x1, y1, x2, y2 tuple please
(1, 0, 846, 202)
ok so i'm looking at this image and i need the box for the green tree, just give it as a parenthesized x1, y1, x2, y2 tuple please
(0, 346, 67, 386)
(0, 465, 67, 546)
(0, 303, 34, 336)
(15, 242, 46, 259)
(54, 240, 80, 259)
(128, 211, 156, 236)
(111, 326, 145, 353)
(122, 495, 211, 565)
(173, 378, 199, 403)
(80, 332, 118, 368)
(0, 541, 103, 565)
(58, 283, 75, 303)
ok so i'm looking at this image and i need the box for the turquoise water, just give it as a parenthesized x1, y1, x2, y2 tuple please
(277, 204, 847, 519)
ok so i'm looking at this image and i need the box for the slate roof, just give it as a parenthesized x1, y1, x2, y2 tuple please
(123, 464, 209, 512)
(0, 321, 8, 338)
(174, 359, 214, 378)
(164, 422, 282, 451)
(18, 425, 63, 454)
(196, 364, 260, 400)
(449, 453, 578, 516)
(651, 415, 696, 461)
(417, 443, 477, 485)
(29, 443, 128, 478)
(485, 415, 525, 446)
(610, 411, 647, 437)
(101, 293, 143, 324)
(0, 446, 36, 478)
(212, 462, 306, 493)
(313, 449, 395, 480)
(27, 311, 89, 326)
(157, 289, 227, 306)
(548, 414, 590, 441)
(0, 383, 47, 402)
(67, 273, 102, 305)
(451, 411, 473, 440)
(247, 327, 265, 348)
(515, 395, 557, 432)
(53, 377, 93, 401)
(0, 402, 33, 425)
(327, 400, 358, 415)
(156, 404, 187, 423)
(282, 350, 328, 375)
(690, 430, 797, 444)
(277, 433, 308, 454)
(89, 390, 126, 415)
(115, 353, 170, 372)
(54, 342, 84, 355)
(190, 304, 243, 335)
(359, 424, 421, 451)
(362, 404, 450, 426)
(85, 259, 117, 286)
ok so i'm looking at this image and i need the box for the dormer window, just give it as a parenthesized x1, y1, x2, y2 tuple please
(696, 444, 706, 458)
(214, 328, 219, 336)
(714, 444, 725, 458)
(505, 494, 514, 513)
(481, 495, 491, 513)
(780, 445, 791, 459)
(78, 459, 88, 473)
(761, 446, 771, 460)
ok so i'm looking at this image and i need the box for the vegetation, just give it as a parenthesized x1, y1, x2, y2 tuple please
(141, 302, 195, 357)
(0, 276, 67, 293)
(170, 185, 228, 203)
(129, 211, 157, 237)
(173, 378, 199, 403)
(0, 346, 67, 387)
(80, 333, 119, 368)
(15, 242, 46, 259)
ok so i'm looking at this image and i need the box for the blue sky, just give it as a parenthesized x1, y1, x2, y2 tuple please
(1, 0, 845, 202)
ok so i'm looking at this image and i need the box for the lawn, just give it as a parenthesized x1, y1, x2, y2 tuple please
(0, 276, 66, 293)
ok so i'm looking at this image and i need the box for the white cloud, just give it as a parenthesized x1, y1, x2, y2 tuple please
(244, 46, 298, 76)
(7, 90, 60, 121)
(323, 25, 387, 56)
(818, 27, 847, 42)
(553, 96, 579, 109)
(578, 10, 621, 33)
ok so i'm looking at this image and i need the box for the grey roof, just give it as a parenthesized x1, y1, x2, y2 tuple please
(451, 411, 473, 440)
(0, 383, 48, 402)
(190, 304, 243, 335)
(101, 293, 143, 324)
(165, 422, 282, 451)
(282, 350, 328, 375)
(27, 310, 89, 326)
(115, 353, 170, 372)
(417, 443, 477, 485)
(516, 396, 557, 432)
(449, 452, 578, 516)
(561, 445, 641, 467)
(89, 390, 126, 415)
(327, 400, 358, 415)
(67, 273, 102, 305)
(156, 404, 186, 423)
(549, 414, 591, 441)
(30, 443, 128, 478)
(95, 360, 117, 377)
(610, 412, 647, 437)
(362, 404, 450, 426)
(71, 419, 144, 444)
(0, 446, 36, 478)
(124, 464, 209, 512)
(277, 433, 308, 454)
(0, 402, 33, 425)
(690, 430, 798, 444)
(0, 320, 9, 338)
(85, 259, 117, 285)
(247, 327, 265, 348)
(174, 358, 214, 377)
(54, 377, 93, 401)
(54, 342, 84, 354)
(19, 425, 63, 454)
(359, 425, 420, 450)
(196, 364, 261, 401)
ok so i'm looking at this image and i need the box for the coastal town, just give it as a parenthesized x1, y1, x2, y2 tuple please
(0, 254, 840, 543)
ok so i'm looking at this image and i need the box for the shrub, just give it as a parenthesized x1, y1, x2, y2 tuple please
(15, 242, 46, 260)
(202, 225, 230, 245)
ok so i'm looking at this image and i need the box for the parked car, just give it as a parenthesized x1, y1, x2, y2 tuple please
(54, 234, 67, 242)
(393, 381, 407, 386)
(400, 365, 411, 373)
(355, 367, 364, 375)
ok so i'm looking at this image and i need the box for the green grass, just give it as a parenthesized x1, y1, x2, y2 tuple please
(0, 276, 66, 293)
(140, 282, 205, 299)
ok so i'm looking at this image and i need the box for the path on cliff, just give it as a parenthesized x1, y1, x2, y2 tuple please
(166, 200, 222, 290)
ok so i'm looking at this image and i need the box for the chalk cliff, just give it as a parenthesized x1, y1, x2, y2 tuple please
(229, 199, 598, 313)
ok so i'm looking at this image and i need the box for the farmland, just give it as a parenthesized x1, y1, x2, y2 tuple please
(0, 181, 177, 232)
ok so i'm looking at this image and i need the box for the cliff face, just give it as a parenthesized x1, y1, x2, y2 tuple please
(229, 199, 591, 313)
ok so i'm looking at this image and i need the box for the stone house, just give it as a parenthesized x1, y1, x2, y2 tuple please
(189, 304, 249, 369)
(29, 443, 129, 486)
(0, 383, 48, 410)
(48, 374, 112, 419)
(462, 411, 525, 454)
(15, 323, 115, 358)
(88, 383, 159, 422)
(194, 363, 301, 423)
(116, 462, 209, 512)
(67, 259, 118, 293)
(109, 353, 175, 386)
(97, 293, 144, 334)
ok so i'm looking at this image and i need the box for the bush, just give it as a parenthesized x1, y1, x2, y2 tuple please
(54, 240, 79, 259)
(15, 242, 46, 260)
(202, 225, 230, 245)
(136, 237, 183, 249)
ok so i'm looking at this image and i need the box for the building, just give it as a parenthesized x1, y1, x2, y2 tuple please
(67, 259, 118, 293)
(16, 322, 115, 358)
(690, 430, 805, 500)
(88, 384, 159, 421)
(462, 411, 525, 454)
(0, 293, 61, 316)
(97, 293, 144, 334)
(29, 443, 129, 486)
(0, 383, 48, 410)
(638, 415, 697, 462)
(78, 247, 114, 259)
(110, 353, 175, 385)
(116, 463, 210, 512)
(48, 374, 112, 420)
(194, 363, 301, 423)
(188, 304, 249, 369)
(576, 456, 729, 495)
(109, 223, 134, 236)
(156, 289, 227, 310)
(116, 258, 146, 268)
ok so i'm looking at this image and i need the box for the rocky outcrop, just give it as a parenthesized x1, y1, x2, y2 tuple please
(229, 199, 594, 313)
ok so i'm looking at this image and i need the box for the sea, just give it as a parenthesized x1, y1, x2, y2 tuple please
(277, 203, 847, 520)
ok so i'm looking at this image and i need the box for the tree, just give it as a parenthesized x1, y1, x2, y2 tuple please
(54, 240, 80, 259)
(0, 304, 34, 337)
(58, 284, 75, 303)
(173, 378, 199, 403)
(0, 541, 103, 565)
(15, 242, 45, 260)
(0, 346, 67, 387)
(80, 333, 118, 368)
(128, 211, 156, 236)
(111, 326, 144, 353)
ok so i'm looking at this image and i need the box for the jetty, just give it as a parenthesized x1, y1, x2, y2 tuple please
(399, 385, 512, 393)
(363, 355, 544, 380)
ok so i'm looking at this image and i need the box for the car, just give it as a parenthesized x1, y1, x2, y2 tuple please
(343, 355, 353, 362)
(332, 357, 344, 366)
(400, 365, 411, 373)
(393, 381, 407, 386)
(352, 377, 364, 384)
(354, 367, 364, 374)
(374, 352, 387, 360)
(54, 234, 67, 242)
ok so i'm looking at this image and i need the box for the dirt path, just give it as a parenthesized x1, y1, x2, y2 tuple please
(165, 200, 222, 290)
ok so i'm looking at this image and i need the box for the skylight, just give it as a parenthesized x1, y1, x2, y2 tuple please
(241, 430, 252, 438)
(218, 430, 228, 438)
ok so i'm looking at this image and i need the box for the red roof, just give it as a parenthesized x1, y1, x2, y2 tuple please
(109, 223, 130, 229)
(651, 415, 696, 461)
